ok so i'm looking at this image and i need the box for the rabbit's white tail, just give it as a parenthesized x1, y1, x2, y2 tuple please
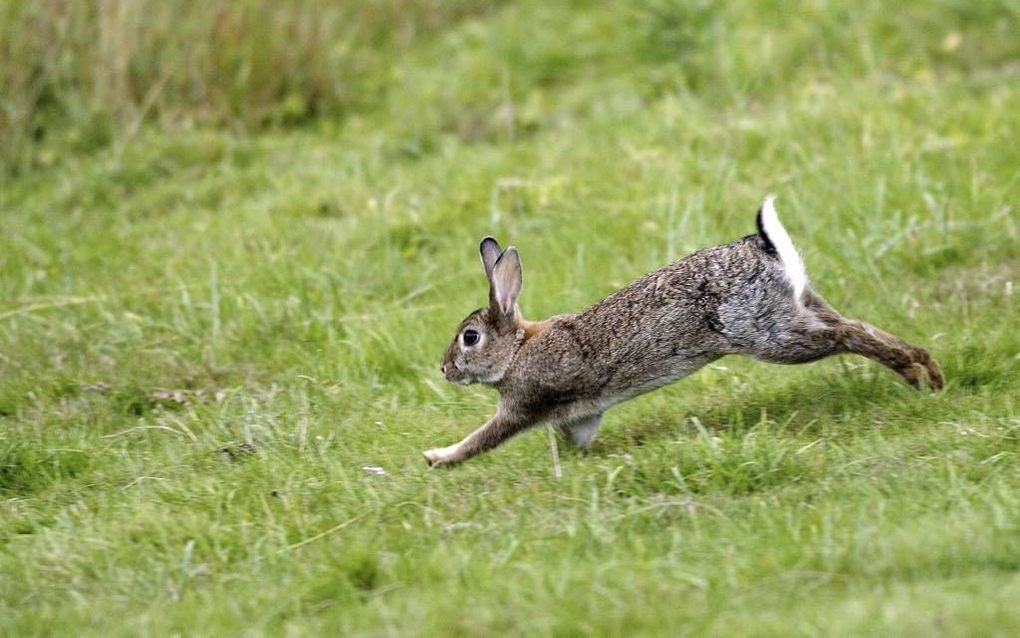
(757, 195, 807, 298)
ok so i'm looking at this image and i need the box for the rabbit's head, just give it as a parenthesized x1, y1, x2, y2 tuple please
(441, 237, 523, 385)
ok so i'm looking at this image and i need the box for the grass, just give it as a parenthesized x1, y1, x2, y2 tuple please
(2, 0, 1019, 634)
(0, 0, 504, 177)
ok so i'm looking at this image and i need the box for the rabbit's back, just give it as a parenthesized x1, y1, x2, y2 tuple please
(509, 235, 794, 410)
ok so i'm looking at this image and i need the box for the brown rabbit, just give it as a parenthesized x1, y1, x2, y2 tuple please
(425, 196, 943, 467)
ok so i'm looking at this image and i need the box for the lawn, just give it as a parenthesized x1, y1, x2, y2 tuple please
(1, 1, 1019, 635)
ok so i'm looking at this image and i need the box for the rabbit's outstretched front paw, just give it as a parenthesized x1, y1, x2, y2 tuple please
(423, 444, 460, 468)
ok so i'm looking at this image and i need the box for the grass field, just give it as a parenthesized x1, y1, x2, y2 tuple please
(2, 0, 1019, 634)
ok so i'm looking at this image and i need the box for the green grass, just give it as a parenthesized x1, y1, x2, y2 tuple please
(2, 0, 1019, 634)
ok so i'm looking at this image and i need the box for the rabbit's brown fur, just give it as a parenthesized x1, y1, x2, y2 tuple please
(426, 197, 943, 467)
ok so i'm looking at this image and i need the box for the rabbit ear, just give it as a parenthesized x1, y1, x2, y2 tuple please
(489, 247, 522, 317)
(479, 236, 502, 280)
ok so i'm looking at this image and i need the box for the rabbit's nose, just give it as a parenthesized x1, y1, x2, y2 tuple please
(441, 363, 448, 375)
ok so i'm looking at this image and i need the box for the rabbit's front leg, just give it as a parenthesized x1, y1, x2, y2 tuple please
(424, 411, 533, 467)
(557, 413, 603, 448)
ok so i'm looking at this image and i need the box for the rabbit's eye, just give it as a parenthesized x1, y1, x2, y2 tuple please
(462, 329, 480, 347)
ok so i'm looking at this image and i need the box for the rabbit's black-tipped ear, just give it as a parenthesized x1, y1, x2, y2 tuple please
(490, 247, 522, 317)
(479, 236, 502, 280)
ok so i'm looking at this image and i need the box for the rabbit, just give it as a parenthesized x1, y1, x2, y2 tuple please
(425, 196, 944, 467)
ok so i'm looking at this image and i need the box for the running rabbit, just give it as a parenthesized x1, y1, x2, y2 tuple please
(425, 196, 943, 467)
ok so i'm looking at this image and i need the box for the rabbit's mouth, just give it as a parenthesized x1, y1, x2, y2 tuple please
(442, 363, 472, 385)
(448, 372, 473, 386)
(448, 369, 490, 386)
(444, 360, 508, 385)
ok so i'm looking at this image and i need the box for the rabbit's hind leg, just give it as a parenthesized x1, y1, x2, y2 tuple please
(805, 292, 943, 389)
(751, 292, 943, 390)
(830, 317, 943, 389)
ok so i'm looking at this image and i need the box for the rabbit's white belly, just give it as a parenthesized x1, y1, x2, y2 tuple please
(597, 356, 709, 410)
